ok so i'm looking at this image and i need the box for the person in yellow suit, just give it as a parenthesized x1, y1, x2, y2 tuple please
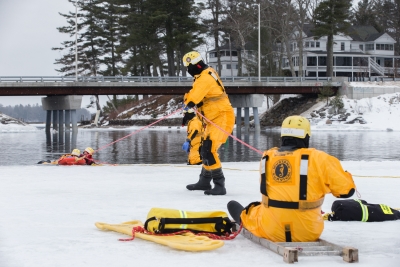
(182, 108, 203, 165)
(227, 115, 356, 242)
(182, 51, 235, 195)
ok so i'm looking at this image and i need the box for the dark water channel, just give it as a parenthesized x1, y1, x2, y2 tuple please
(1, 127, 399, 166)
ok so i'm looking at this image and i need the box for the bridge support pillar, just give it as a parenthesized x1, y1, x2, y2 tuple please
(41, 95, 82, 132)
(52, 110, 58, 132)
(65, 110, 71, 131)
(45, 110, 51, 133)
(253, 107, 260, 132)
(244, 107, 250, 133)
(236, 107, 242, 133)
(229, 94, 263, 132)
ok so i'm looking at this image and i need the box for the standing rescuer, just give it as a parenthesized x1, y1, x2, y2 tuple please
(182, 51, 235, 195)
(228, 115, 356, 242)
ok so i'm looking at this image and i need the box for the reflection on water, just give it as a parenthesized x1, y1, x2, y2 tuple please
(1, 127, 400, 166)
(46, 130, 78, 155)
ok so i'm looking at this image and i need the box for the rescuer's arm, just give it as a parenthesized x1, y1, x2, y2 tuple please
(319, 151, 356, 198)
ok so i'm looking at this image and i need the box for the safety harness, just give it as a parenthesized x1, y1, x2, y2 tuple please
(196, 69, 227, 109)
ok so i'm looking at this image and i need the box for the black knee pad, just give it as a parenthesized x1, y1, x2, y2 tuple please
(201, 140, 216, 166)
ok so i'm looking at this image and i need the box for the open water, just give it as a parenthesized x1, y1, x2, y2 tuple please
(1, 127, 400, 166)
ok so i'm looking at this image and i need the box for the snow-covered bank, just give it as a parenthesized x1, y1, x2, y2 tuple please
(0, 162, 399, 267)
(0, 113, 38, 132)
(306, 92, 400, 132)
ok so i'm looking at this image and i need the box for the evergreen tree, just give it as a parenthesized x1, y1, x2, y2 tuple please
(53, 0, 104, 76)
(202, 0, 224, 76)
(351, 0, 380, 30)
(312, 0, 352, 77)
(97, 0, 122, 76)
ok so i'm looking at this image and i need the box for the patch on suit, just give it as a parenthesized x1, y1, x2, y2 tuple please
(272, 159, 292, 183)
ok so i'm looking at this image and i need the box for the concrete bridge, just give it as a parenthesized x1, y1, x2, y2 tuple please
(0, 76, 342, 95)
(0, 76, 345, 134)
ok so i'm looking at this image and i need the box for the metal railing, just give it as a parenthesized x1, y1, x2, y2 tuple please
(348, 76, 400, 82)
(0, 76, 333, 83)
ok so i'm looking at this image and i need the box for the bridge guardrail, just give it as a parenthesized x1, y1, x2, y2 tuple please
(0, 76, 334, 83)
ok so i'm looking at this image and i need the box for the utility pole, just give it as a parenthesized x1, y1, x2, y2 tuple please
(75, 0, 78, 81)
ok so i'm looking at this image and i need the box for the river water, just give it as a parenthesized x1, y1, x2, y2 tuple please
(1, 127, 399, 166)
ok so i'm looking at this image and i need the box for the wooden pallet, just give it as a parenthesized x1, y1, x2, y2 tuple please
(242, 228, 358, 264)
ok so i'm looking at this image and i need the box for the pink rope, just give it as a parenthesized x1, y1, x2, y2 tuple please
(195, 109, 264, 156)
(94, 108, 184, 153)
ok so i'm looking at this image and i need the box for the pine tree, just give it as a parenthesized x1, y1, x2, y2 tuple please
(53, 0, 104, 76)
(312, 0, 352, 77)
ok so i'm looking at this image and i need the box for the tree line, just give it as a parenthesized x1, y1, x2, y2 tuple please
(53, 0, 400, 79)
(0, 104, 91, 123)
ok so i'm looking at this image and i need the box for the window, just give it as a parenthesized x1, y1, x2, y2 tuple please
(375, 44, 394, 50)
(209, 52, 217, 58)
(307, 57, 317, 66)
(318, 56, 327, 66)
(305, 42, 309, 48)
(335, 57, 352, 66)
(353, 57, 368, 66)
(341, 42, 345, 51)
(366, 43, 374, 50)
(310, 42, 315, 48)
(316, 42, 320, 48)
(232, 51, 238, 56)
(359, 45, 364, 51)
(384, 58, 393, 67)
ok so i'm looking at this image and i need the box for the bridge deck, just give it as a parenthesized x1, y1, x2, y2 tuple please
(0, 80, 339, 96)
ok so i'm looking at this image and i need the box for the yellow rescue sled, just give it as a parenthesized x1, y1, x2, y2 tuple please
(95, 220, 224, 252)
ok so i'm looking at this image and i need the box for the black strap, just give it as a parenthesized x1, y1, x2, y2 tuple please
(299, 155, 309, 200)
(268, 199, 299, 209)
(146, 216, 232, 235)
(189, 129, 198, 140)
(260, 155, 268, 196)
(285, 224, 292, 242)
(144, 216, 156, 231)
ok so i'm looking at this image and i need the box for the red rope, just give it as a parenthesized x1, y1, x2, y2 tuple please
(118, 223, 243, 242)
(194, 109, 263, 156)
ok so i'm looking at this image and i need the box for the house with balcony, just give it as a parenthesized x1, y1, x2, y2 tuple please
(279, 24, 400, 78)
(206, 43, 255, 77)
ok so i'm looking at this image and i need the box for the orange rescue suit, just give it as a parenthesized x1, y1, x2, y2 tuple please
(186, 116, 203, 165)
(240, 147, 356, 242)
(184, 67, 235, 171)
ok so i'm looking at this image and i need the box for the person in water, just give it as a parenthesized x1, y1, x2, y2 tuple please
(37, 149, 81, 164)
(77, 147, 96, 165)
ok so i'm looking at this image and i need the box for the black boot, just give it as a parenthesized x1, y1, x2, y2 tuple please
(227, 200, 244, 224)
(186, 167, 212, 191)
(204, 168, 226, 195)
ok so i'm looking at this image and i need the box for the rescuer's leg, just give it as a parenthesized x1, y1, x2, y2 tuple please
(186, 167, 212, 191)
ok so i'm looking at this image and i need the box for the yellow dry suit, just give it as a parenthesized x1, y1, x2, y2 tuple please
(184, 67, 235, 171)
(186, 116, 203, 165)
(240, 147, 356, 242)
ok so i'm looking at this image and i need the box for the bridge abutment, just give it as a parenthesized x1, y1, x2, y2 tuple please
(41, 95, 83, 133)
(229, 94, 263, 132)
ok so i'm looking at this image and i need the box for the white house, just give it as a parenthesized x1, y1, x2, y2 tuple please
(280, 24, 400, 78)
(206, 43, 256, 77)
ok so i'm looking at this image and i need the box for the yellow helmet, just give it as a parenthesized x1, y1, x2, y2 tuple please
(182, 51, 203, 67)
(84, 147, 94, 155)
(71, 149, 81, 156)
(281, 116, 311, 138)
